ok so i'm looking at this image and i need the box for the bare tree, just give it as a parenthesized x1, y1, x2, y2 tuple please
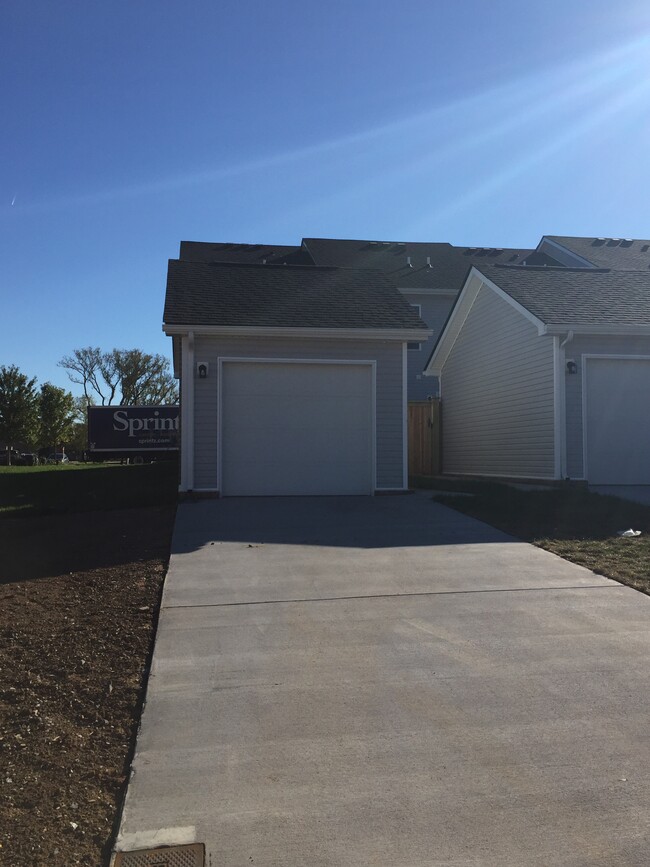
(59, 347, 178, 406)
(58, 347, 114, 404)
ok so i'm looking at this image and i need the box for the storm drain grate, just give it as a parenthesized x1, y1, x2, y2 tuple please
(113, 843, 204, 867)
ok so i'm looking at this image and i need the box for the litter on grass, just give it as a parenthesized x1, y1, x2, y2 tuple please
(617, 529, 642, 537)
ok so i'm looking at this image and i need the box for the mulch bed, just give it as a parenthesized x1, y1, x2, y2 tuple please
(0, 506, 176, 866)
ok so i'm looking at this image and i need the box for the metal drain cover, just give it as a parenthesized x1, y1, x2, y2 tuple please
(113, 843, 204, 867)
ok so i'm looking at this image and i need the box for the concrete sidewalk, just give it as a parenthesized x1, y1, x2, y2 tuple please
(114, 495, 650, 866)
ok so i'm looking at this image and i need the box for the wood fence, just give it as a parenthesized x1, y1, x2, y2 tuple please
(408, 400, 441, 477)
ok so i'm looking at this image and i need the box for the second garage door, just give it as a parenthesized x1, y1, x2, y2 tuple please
(220, 361, 374, 496)
(584, 357, 650, 484)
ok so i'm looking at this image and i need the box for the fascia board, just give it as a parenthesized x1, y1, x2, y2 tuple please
(301, 237, 315, 259)
(539, 237, 596, 268)
(163, 324, 432, 341)
(423, 267, 483, 376)
(397, 287, 458, 296)
(300, 238, 317, 264)
(544, 323, 650, 336)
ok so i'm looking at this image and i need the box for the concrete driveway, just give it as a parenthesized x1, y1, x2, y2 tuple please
(114, 494, 650, 866)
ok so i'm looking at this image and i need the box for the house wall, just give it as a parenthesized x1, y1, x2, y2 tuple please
(400, 291, 456, 400)
(190, 335, 405, 490)
(440, 283, 556, 478)
(564, 334, 650, 479)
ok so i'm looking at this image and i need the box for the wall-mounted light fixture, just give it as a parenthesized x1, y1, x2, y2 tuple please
(566, 359, 577, 375)
(196, 361, 209, 379)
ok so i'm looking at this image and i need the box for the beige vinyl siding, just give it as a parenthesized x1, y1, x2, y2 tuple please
(191, 336, 404, 490)
(564, 335, 650, 479)
(440, 282, 556, 478)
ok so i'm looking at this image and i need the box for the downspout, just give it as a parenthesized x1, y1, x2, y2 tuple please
(180, 331, 195, 491)
(560, 331, 574, 349)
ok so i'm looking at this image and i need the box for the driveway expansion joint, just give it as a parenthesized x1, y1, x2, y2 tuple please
(165, 583, 620, 609)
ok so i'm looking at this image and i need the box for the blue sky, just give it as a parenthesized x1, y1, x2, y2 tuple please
(2, 0, 650, 395)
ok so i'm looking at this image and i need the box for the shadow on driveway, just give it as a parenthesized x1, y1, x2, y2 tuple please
(172, 493, 519, 553)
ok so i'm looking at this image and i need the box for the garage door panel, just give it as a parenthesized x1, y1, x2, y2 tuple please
(223, 424, 370, 464)
(585, 358, 650, 484)
(221, 362, 374, 496)
(225, 364, 370, 398)
(223, 458, 371, 496)
(225, 393, 369, 421)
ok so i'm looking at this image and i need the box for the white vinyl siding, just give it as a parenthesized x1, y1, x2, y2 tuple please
(191, 336, 405, 490)
(564, 335, 650, 479)
(440, 283, 556, 478)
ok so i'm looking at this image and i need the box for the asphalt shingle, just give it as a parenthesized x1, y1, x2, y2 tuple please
(303, 237, 537, 290)
(179, 241, 312, 266)
(546, 236, 650, 270)
(163, 261, 428, 330)
(481, 264, 650, 327)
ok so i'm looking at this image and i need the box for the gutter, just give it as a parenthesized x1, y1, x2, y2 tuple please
(162, 324, 432, 341)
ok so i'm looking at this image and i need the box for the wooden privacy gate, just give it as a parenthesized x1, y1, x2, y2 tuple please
(408, 400, 441, 477)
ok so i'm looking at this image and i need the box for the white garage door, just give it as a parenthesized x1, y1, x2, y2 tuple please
(585, 357, 650, 484)
(220, 361, 374, 495)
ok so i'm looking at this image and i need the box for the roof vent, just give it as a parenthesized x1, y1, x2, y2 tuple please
(642, 244, 650, 252)
(426, 256, 432, 268)
(620, 239, 633, 247)
(406, 256, 413, 268)
(593, 238, 607, 246)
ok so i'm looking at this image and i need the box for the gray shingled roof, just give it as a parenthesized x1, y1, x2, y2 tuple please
(546, 236, 650, 270)
(303, 237, 536, 290)
(164, 260, 429, 330)
(179, 241, 312, 266)
(481, 264, 650, 327)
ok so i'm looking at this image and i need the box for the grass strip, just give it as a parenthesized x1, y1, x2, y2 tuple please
(0, 462, 179, 518)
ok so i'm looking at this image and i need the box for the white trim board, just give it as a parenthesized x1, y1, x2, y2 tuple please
(402, 342, 408, 489)
(397, 287, 458, 297)
(545, 324, 650, 336)
(538, 237, 597, 268)
(553, 336, 563, 480)
(164, 324, 431, 341)
(180, 332, 195, 492)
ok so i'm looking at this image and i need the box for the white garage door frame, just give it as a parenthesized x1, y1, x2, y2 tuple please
(582, 353, 650, 484)
(217, 357, 377, 495)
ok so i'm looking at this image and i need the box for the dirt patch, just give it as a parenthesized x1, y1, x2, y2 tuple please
(0, 506, 176, 866)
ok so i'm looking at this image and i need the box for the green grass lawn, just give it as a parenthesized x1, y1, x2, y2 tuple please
(0, 461, 179, 517)
(422, 478, 650, 595)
